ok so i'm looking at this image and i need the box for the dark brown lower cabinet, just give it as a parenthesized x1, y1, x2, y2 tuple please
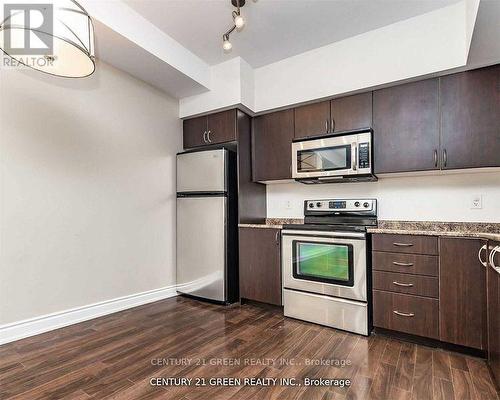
(373, 290, 439, 339)
(239, 227, 281, 306)
(439, 237, 487, 350)
(488, 242, 500, 386)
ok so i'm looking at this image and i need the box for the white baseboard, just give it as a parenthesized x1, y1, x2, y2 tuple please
(0, 285, 178, 345)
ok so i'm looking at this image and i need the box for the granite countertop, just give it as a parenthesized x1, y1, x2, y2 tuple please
(239, 219, 500, 241)
(368, 221, 500, 242)
(238, 218, 303, 229)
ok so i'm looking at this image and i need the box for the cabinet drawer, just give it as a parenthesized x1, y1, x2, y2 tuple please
(373, 290, 439, 339)
(372, 251, 439, 276)
(372, 234, 438, 255)
(373, 271, 438, 298)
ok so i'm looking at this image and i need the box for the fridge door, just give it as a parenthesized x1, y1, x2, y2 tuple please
(177, 196, 226, 301)
(177, 149, 226, 193)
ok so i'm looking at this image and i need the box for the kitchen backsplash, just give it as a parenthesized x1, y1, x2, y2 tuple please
(267, 171, 500, 223)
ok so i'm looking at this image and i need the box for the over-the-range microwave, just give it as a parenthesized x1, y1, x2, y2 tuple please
(292, 130, 376, 184)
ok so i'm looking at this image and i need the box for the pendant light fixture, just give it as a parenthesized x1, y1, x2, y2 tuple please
(0, 0, 96, 78)
(221, 0, 247, 53)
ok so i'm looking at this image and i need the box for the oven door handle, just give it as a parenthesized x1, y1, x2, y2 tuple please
(281, 230, 366, 240)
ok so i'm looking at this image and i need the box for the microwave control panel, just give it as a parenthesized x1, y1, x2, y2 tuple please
(358, 142, 370, 169)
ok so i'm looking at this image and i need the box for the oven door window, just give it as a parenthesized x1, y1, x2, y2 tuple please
(292, 241, 354, 287)
(297, 145, 351, 173)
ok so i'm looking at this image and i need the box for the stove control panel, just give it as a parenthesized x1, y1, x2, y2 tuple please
(306, 199, 376, 212)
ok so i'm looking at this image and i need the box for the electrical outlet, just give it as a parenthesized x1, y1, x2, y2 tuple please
(285, 200, 292, 210)
(471, 195, 482, 209)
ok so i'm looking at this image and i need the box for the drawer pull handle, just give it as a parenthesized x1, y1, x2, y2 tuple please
(393, 281, 414, 287)
(392, 261, 414, 267)
(393, 242, 413, 247)
(393, 311, 415, 317)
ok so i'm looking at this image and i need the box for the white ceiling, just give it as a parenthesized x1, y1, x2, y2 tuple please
(125, 0, 461, 68)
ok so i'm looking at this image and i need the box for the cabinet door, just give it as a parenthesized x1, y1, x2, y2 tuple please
(207, 109, 237, 145)
(373, 79, 440, 174)
(440, 65, 500, 170)
(183, 116, 207, 149)
(439, 237, 487, 350)
(331, 92, 372, 133)
(239, 227, 281, 305)
(253, 109, 294, 182)
(488, 242, 500, 385)
(294, 101, 330, 139)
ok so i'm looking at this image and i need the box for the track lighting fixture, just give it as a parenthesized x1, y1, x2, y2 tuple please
(222, 0, 249, 52)
(222, 35, 233, 52)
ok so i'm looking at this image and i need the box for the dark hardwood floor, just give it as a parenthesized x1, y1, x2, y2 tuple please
(1, 296, 498, 399)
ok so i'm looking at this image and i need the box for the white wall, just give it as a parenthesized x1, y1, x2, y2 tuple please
(179, 58, 244, 118)
(254, 1, 473, 112)
(267, 172, 500, 223)
(0, 61, 182, 325)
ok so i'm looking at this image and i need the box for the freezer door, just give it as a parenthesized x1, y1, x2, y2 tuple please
(177, 150, 226, 193)
(177, 196, 226, 301)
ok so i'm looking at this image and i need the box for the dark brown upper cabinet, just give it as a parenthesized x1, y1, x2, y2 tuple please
(294, 101, 331, 139)
(253, 109, 294, 182)
(331, 92, 372, 133)
(440, 64, 500, 170)
(373, 78, 440, 174)
(183, 109, 237, 149)
(207, 110, 237, 145)
(439, 237, 487, 350)
(183, 116, 208, 149)
(294, 93, 372, 139)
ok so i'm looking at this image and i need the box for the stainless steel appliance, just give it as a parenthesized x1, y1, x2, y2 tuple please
(176, 148, 238, 304)
(292, 130, 376, 183)
(282, 198, 377, 335)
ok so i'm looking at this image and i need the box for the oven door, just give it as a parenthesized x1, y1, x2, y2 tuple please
(282, 230, 367, 302)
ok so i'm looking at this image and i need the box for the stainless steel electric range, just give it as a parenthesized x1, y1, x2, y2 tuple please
(281, 198, 377, 336)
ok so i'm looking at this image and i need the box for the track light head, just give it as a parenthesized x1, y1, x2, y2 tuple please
(222, 35, 232, 52)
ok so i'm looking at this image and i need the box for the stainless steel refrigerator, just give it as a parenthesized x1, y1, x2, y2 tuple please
(176, 148, 238, 304)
